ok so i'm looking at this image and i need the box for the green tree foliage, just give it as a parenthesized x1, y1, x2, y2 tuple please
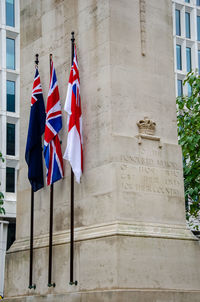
(0, 151, 5, 215)
(176, 71, 200, 223)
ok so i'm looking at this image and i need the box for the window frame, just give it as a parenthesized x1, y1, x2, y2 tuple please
(177, 79, 183, 97)
(185, 12, 191, 39)
(6, 80, 16, 112)
(6, 166, 15, 193)
(186, 46, 192, 72)
(176, 44, 182, 70)
(6, 122, 16, 156)
(6, 37, 15, 70)
(6, 0, 15, 27)
(176, 9, 181, 36)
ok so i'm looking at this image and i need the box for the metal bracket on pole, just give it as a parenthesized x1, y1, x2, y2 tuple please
(48, 283, 56, 288)
(69, 281, 78, 286)
(28, 284, 36, 290)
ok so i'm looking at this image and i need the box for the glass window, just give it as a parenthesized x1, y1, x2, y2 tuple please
(188, 83, 192, 97)
(176, 9, 181, 36)
(197, 16, 200, 41)
(186, 47, 192, 72)
(197, 0, 200, 5)
(7, 81, 15, 112)
(6, 0, 15, 27)
(6, 167, 15, 193)
(176, 44, 182, 70)
(6, 38, 15, 70)
(185, 0, 190, 3)
(177, 79, 183, 97)
(7, 223, 16, 250)
(7, 123, 15, 156)
(185, 12, 191, 38)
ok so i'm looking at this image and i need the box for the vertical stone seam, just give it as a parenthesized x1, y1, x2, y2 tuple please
(139, 0, 146, 56)
(108, 0, 113, 137)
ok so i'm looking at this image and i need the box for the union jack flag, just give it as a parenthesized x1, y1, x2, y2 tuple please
(31, 68, 43, 105)
(44, 59, 64, 185)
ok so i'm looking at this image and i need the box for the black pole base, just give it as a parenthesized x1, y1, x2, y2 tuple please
(28, 284, 36, 290)
(69, 280, 78, 286)
(48, 283, 56, 288)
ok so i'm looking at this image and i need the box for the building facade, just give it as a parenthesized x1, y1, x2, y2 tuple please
(172, 0, 200, 96)
(172, 0, 200, 230)
(0, 0, 20, 297)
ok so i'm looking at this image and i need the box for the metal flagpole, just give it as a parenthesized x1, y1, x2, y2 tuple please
(69, 32, 77, 286)
(28, 54, 39, 290)
(29, 188, 36, 289)
(48, 54, 55, 288)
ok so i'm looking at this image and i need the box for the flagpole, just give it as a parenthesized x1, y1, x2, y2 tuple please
(48, 54, 55, 288)
(29, 188, 36, 289)
(69, 31, 78, 286)
(28, 54, 39, 291)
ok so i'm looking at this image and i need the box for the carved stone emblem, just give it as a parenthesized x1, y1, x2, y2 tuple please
(137, 117, 156, 135)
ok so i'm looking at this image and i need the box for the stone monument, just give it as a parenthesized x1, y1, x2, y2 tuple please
(4, 0, 200, 301)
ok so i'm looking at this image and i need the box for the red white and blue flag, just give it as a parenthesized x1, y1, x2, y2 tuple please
(44, 59, 64, 185)
(25, 67, 46, 192)
(63, 45, 83, 183)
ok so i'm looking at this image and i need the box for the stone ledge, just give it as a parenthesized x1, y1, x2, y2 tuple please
(8, 221, 197, 253)
(3, 289, 200, 302)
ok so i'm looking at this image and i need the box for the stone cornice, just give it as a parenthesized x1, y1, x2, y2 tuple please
(8, 221, 197, 253)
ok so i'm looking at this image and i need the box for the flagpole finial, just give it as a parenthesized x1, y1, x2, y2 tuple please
(35, 54, 39, 67)
(50, 54, 53, 61)
(71, 32, 75, 42)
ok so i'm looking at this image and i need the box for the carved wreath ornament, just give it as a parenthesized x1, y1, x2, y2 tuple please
(137, 117, 156, 135)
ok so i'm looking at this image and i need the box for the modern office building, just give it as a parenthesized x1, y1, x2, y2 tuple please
(0, 0, 20, 297)
(172, 0, 200, 96)
(172, 0, 200, 230)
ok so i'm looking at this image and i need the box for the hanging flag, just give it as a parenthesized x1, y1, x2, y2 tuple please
(63, 45, 83, 183)
(25, 67, 46, 192)
(44, 59, 64, 185)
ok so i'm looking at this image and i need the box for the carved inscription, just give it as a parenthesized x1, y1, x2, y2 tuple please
(120, 165, 183, 197)
(121, 154, 178, 170)
(120, 147, 183, 197)
(121, 147, 179, 169)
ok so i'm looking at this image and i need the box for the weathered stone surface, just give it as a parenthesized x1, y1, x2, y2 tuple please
(3, 291, 200, 302)
(4, 0, 200, 301)
(4, 235, 200, 298)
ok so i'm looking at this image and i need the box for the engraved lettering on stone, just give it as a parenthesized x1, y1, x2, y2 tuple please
(120, 165, 183, 197)
(121, 146, 179, 171)
(140, 148, 162, 158)
(139, 0, 146, 56)
(121, 154, 178, 170)
(122, 155, 154, 166)
(157, 160, 178, 169)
